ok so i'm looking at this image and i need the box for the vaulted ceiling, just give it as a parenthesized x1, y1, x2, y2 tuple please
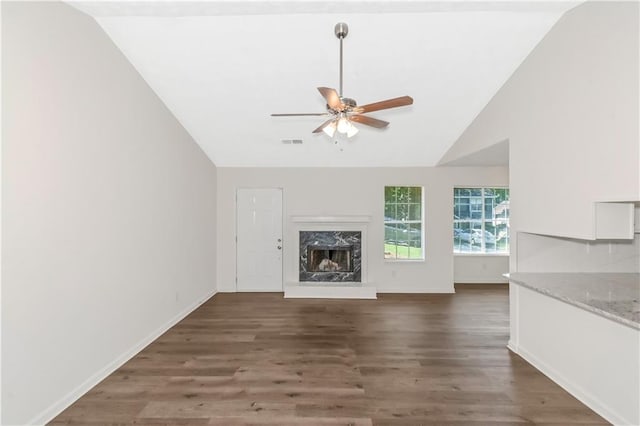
(70, 1, 579, 167)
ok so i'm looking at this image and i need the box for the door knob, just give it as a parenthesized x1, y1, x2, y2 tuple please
(277, 245, 282, 250)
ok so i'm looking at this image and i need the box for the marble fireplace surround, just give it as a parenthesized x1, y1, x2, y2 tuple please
(286, 216, 375, 299)
(299, 230, 361, 282)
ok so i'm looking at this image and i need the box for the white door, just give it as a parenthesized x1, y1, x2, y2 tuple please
(236, 188, 283, 291)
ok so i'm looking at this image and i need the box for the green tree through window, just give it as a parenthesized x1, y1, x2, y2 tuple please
(384, 186, 424, 260)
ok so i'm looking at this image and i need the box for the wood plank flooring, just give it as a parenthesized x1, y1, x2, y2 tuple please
(50, 285, 608, 425)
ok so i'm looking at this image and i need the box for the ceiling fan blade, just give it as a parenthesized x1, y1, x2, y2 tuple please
(317, 87, 345, 111)
(353, 96, 414, 114)
(271, 113, 330, 117)
(350, 114, 389, 129)
(312, 118, 337, 134)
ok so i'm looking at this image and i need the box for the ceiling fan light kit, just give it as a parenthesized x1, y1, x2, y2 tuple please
(271, 22, 413, 139)
(322, 120, 337, 137)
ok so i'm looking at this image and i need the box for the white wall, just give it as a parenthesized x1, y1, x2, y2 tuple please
(516, 232, 640, 273)
(2, 2, 217, 424)
(217, 166, 508, 293)
(440, 1, 640, 241)
(454, 256, 509, 283)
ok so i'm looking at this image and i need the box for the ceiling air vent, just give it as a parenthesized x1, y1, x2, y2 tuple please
(282, 139, 303, 144)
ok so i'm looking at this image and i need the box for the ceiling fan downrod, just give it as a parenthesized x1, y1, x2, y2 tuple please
(335, 22, 348, 97)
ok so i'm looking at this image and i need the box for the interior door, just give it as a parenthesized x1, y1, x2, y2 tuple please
(236, 188, 283, 291)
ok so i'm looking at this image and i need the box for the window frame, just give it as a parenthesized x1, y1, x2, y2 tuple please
(453, 186, 510, 256)
(384, 186, 425, 261)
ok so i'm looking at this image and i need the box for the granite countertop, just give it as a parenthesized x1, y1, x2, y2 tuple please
(508, 272, 640, 330)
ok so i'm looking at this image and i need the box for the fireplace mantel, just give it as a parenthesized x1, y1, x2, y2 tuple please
(291, 215, 371, 223)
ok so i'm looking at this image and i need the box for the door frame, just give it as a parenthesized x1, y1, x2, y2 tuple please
(235, 187, 284, 292)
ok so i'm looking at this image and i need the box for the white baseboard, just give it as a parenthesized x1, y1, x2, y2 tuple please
(377, 286, 454, 293)
(516, 344, 630, 426)
(29, 290, 217, 426)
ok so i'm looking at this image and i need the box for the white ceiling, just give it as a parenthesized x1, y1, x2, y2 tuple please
(70, 1, 578, 167)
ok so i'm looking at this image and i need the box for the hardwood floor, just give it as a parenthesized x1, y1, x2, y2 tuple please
(50, 285, 608, 425)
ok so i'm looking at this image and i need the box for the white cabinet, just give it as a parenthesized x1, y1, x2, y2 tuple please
(594, 202, 635, 239)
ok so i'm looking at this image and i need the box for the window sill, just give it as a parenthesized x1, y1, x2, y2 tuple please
(384, 258, 425, 263)
(454, 252, 510, 257)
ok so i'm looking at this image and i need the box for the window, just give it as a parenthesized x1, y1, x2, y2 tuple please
(384, 186, 423, 260)
(453, 187, 509, 254)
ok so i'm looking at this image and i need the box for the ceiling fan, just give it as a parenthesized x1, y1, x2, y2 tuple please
(271, 22, 414, 138)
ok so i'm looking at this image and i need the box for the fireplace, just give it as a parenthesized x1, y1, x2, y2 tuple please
(286, 216, 374, 298)
(299, 231, 361, 282)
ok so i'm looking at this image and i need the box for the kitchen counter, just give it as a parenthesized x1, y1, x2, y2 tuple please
(506, 272, 640, 424)
(508, 272, 640, 330)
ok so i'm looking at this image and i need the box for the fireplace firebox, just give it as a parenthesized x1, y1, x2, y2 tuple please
(299, 231, 361, 282)
(307, 246, 354, 272)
